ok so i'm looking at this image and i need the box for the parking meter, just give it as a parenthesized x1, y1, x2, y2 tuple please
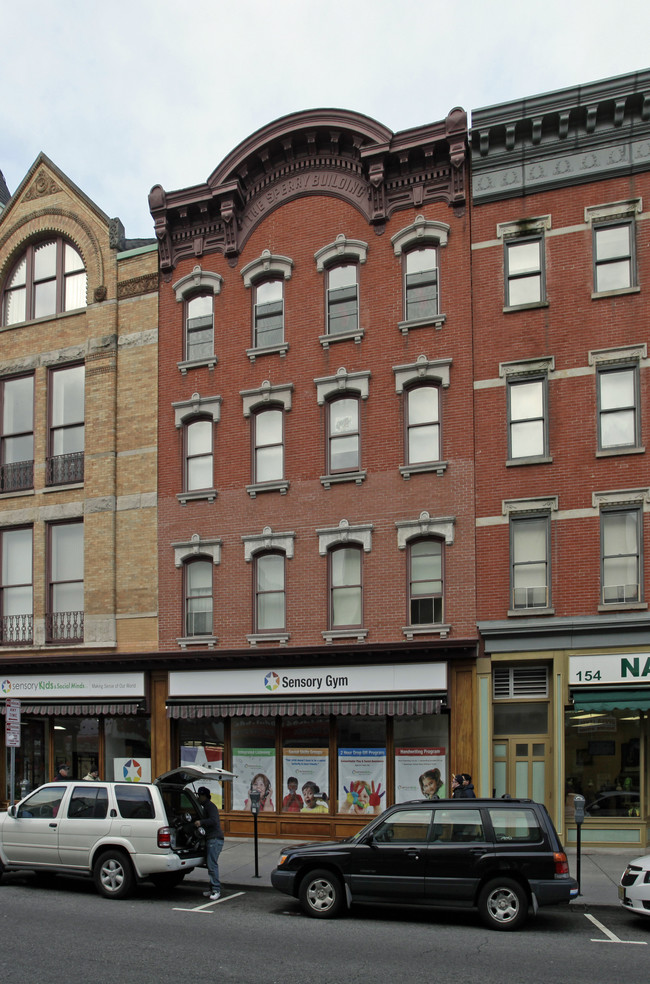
(573, 794, 585, 825)
(249, 789, 261, 814)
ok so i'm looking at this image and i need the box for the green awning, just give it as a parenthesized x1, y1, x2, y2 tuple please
(572, 688, 650, 712)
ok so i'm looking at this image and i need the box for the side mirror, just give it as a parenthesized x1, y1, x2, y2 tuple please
(573, 794, 586, 825)
(8, 805, 17, 818)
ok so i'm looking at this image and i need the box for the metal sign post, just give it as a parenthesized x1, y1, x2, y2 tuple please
(5, 698, 21, 809)
(249, 789, 261, 878)
(573, 794, 586, 896)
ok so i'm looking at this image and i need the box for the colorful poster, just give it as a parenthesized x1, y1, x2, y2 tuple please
(338, 748, 386, 816)
(113, 757, 151, 783)
(395, 747, 447, 803)
(281, 748, 329, 813)
(232, 747, 276, 811)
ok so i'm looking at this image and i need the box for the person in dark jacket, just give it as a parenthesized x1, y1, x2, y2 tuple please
(53, 764, 70, 781)
(452, 773, 476, 798)
(195, 786, 224, 901)
(460, 773, 476, 798)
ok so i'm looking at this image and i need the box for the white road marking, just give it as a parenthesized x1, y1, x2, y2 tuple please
(585, 912, 647, 945)
(173, 891, 246, 913)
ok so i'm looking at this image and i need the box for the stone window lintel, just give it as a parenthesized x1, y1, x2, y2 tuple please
(499, 356, 554, 380)
(173, 265, 223, 301)
(173, 534, 222, 567)
(240, 250, 294, 288)
(317, 518, 373, 555)
(391, 215, 450, 255)
(241, 380, 293, 417)
(502, 496, 559, 517)
(315, 366, 370, 404)
(497, 215, 551, 239)
(314, 234, 368, 272)
(584, 199, 642, 225)
(242, 526, 295, 561)
(173, 392, 222, 427)
(393, 355, 452, 392)
(395, 511, 455, 549)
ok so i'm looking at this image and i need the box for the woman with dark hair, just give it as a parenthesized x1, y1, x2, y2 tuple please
(419, 768, 443, 799)
(244, 772, 274, 811)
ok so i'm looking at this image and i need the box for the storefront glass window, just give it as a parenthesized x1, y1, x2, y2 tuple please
(281, 716, 329, 814)
(565, 709, 642, 819)
(53, 716, 100, 780)
(104, 715, 151, 782)
(5, 717, 47, 800)
(231, 717, 276, 811)
(178, 719, 226, 807)
(493, 702, 548, 735)
(393, 714, 449, 802)
(337, 716, 386, 817)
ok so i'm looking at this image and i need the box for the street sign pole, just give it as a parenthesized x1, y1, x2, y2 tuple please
(5, 698, 21, 808)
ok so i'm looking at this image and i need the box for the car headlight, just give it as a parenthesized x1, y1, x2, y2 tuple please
(278, 854, 289, 867)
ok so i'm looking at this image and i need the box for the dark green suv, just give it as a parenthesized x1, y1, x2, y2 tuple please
(271, 798, 578, 930)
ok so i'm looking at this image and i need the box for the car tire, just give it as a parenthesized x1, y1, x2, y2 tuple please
(150, 871, 187, 890)
(478, 877, 528, 931)
(93, 849, 134, 900)
(299, 868, 345, 919)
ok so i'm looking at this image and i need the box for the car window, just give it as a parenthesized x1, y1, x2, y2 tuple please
(432, 808, 486, 843)
(488, 807, 542, 843)
(115, 784, 155, 819)
(371, 809, 431, 843)
(16, 786, 65, 819)
(67, 785, 109, 820)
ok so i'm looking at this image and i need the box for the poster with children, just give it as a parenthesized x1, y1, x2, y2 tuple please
(338, 748, 386, 816)
(394, 747, 447, 803)
(231, 747, 276, 811)
(282, 748, 329, 813)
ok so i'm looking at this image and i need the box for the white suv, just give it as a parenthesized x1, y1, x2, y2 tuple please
(0, 766, 230, 899)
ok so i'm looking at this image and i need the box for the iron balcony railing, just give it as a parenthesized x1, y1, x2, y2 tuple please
(1, 613, 33, 645)
(0, 459, 34, 493)
(46, 452, 84, 486)
(45, 610, 84, 643)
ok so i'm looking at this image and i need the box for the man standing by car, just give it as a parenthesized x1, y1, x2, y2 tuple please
(195, 786, 224, 901)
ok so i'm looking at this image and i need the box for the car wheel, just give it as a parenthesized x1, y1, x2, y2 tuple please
(93, 850, 134, 900)
(150, 871, 187, 890)
(478, 878, 528, 931)
(299, 869, 344, 918)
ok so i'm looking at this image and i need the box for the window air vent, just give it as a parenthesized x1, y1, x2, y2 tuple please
(493, 665, 548, 699)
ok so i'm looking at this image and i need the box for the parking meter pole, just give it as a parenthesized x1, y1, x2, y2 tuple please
(9, 747, 15, 810)
(249, 788, 261, 878)
(573, 794, 585, 896)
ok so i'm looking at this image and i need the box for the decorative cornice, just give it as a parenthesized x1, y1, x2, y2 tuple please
(242, 526, 295, 561)
(395, 512, 456, 548)
(149, 108, 468, 272)
(316, 518, 373, 555)
(117, 272, 159, 299)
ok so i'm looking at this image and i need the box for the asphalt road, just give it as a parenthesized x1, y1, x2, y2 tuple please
(1, 871, 649, 984)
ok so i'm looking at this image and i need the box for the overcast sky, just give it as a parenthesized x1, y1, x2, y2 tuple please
(2, 0, 649, 237)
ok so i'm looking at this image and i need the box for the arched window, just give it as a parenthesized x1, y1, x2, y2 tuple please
(3, 238, 86, 325)
(406, 384, 441, 464)
(184, 559, 213, 637)
(185, 417, 213, 492)
(409, 538, 443, 625)
(329, 544, 362, 628)
(254, 551, 285, 632)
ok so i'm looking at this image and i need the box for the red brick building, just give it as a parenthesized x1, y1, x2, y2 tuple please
(150, 108, 479, 837)
(470, 71, 650, 847)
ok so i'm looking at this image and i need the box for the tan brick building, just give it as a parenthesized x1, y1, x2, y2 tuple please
(0, 155, 158, 797)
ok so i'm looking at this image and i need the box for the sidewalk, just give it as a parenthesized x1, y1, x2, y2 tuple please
(186, 836, 638, 908)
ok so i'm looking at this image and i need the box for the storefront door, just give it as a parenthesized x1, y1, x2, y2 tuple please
(492, 738, 549, 803)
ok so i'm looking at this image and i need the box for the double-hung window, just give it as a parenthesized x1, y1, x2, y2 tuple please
(185, 559, 213, 636)
(327, 264, 358, 335)
(185, 294, 214, 362)
(593, 222, 634, 293)
(507, 376, 547, 461)
(47, 364, 84, 485)
(601, 507, 642, 605)
(254, 280, 284, 349)
(0, 527, 33, 644)
(47, 521, 84, 643)
(253, 408, 284, 484)
(597, 365, 639, 451)
(330, 545, 362, 629)
(185, 418, 213, 491)
(255, 552, 285, 632)
(510, 515, 551, 611)
(505, 238, 544, 307)
(328, 397, 360, 473)
(409, 538, 443, 625)
(0, 375, 34, 492)
(406, 385, 440, 464)
(3, 239, 86, 325)
(404, 248, 438, 321)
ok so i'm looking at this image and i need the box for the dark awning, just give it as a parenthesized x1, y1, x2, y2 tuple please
(1, 702, 142, 716)
(571, 688, 650, 712)
(167, 697, 443, 719)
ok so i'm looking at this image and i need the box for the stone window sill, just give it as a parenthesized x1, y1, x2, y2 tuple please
(591, 286, 640, 300)
(319, 328, 364, 349)
(320, 470, 366, 488)
(507, 607, 555, 617)
(397, 313, 446, 335)
(400, 461, 448, 479)
(178, 356, 218, 374)
(322, 628, 368, 643)
(246, 342, 289, 363)
(177, 635, 218, 649)
(506, 455, 553, 467)
(177, 489, 217, 504)
(246, 633, 290, 646)
(598, 602, 648, 612)
(596, 446, 644, 458)
(246, 480, 290, 498)
(402, 623, 451, 640)
(503, 300, 549, 314)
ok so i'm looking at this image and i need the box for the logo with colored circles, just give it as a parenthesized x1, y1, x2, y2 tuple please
(264, 671, 280, 692)
(1, 680, 11, 694)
